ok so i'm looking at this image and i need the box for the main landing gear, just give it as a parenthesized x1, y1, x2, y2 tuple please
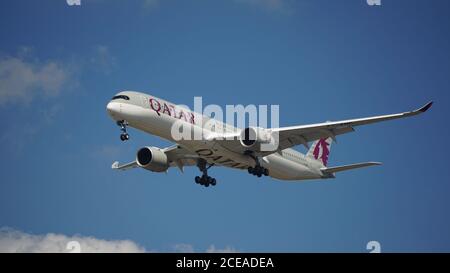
(248, 165, 269, 177)
(117, 120, 129, 141)
(247, 156, 269, 178)
(195, 159, 217, 187)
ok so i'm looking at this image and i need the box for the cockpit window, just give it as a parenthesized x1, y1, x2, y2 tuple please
(112, 95, 130, 100)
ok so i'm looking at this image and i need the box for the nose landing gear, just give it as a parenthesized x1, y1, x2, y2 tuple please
(117, 120, 129, 141)
(195, 159, 216, 187)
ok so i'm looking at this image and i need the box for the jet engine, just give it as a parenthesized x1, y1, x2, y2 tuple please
(239, 127, 276, 152)
(136, 146, 169, 172)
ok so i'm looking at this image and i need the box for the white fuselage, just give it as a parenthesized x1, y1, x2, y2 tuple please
(106, 91, 325, 181)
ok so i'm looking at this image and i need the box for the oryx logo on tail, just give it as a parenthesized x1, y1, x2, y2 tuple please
(307, 137, 333, 166)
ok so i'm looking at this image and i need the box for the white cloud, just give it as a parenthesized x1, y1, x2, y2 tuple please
(172, 243, 239, 253)
(0, 227, 237, 253)
(90, 45, 118, 74)
(173, 243, 195, 253)
(0, 228, 145, 253)
(0, 45, 117, 106)
(207, 245, 239, 253)
(0, 56, 70, 105)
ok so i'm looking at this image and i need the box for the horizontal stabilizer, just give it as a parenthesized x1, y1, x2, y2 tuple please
(321, 162, 382, 174)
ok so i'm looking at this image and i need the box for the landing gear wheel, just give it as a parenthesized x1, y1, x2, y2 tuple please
(120, 133, 129, 141)
(248, 161, 269, 178)
(201, 175, 210, 187)
(195, 159, 217, 187)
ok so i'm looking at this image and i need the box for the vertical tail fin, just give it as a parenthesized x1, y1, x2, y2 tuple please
(306, 137, 333, 166)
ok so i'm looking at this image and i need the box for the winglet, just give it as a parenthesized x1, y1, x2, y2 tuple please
(112, 161, 119, 169)
(416, 101, 433, 113)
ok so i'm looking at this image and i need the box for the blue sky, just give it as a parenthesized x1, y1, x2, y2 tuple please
(0, 0, 449, 252)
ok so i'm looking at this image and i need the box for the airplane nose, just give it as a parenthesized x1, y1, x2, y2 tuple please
(106, 101, 121, 117)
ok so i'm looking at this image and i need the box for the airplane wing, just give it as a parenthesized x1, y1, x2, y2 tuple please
(272, 101, 433, 151)
(112, 145, 198, 172)
(112, 160, 139, 171)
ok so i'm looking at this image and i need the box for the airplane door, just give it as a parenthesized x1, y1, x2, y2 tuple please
(141, 95, 149, 108)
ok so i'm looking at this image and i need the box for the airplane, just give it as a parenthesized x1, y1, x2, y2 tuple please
(106, 91, 432, 187)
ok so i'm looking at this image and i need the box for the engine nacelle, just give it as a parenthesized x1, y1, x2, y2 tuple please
(136, 146, 169, 172)
(240, 127, 275, 151)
